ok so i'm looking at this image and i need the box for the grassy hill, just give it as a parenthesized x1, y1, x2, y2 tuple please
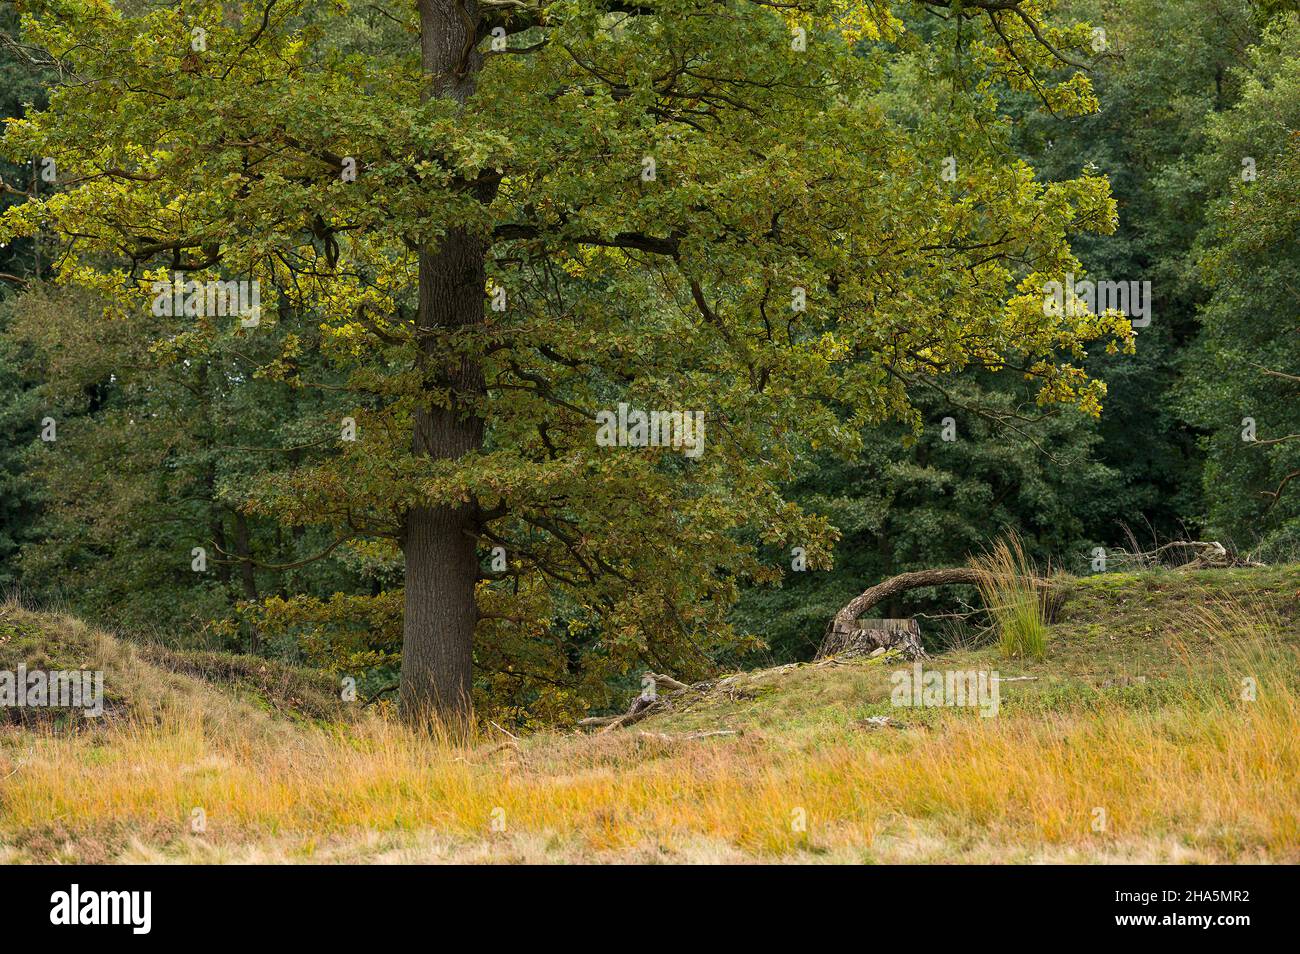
(1, 567, 1298, 864)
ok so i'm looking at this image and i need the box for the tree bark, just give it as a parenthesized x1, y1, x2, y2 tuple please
(232, 510, 258, 602)
(399, 0, 490, 730)
(819, 618, 927, 661)
(400, 230, 487, 728)
(231, 510, 260, 653)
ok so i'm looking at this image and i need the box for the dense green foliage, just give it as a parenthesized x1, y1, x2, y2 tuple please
(741, 0, 1300, 658)
(0, 0, 1297, 723)
(0, 4, 50, 589)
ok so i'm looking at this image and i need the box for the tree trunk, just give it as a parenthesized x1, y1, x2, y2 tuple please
(232, 510, 258, 602)
(232, 510, 260, 653)
(401, 233, 486, 727)
(399, 1, 489, 730)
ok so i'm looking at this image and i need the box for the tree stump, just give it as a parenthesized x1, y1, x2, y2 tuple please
(817, 618, 926, 660)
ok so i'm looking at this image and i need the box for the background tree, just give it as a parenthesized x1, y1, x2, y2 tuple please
(1008, 0, 1264, 544)
(0, 6, 53, 592)
(1180, 12, 1300, 556)
(3, 279, 377, 644)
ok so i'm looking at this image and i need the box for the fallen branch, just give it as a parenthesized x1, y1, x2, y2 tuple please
(637, 729, 740, 742)
(859, 715, 904, 729)
(361, 683, 399, 707)
(648, 673, 693, 693)
(488, 719, 521, 741)
(1108, 540, 1263, 570)
(576, 671, 702, 732)
(597, 698, 663, 734)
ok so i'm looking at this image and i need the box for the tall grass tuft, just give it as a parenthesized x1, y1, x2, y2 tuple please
(972, 533, 1049, 660)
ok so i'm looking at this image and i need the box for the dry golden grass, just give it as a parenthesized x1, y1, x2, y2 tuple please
(2, 671, 1295, 863)
(2, 585, 1297, 863)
